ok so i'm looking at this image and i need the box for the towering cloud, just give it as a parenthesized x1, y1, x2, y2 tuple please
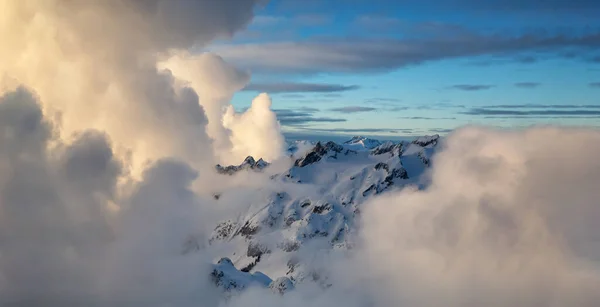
(0, 1, 283, 306)
(223, 93, 285, 163)
(0, 0, 280, 171)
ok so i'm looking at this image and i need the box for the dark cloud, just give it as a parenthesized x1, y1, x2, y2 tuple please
(428, 128, 455, 133)
(243, 82, 359, 93)
(514, 82, 542, 88)
(483, 116, 600, 119)
(213, 31, 600, 74)
(462, 108, 600, 116)
(296, 106, 320, 112)
(299, 127, 415, 133)
(281, 117, 347, 125)
(388, 106, 411, 111)
(330, 106, 377, 113)
(483, 104, 600, 109)
(444, 0, 600, 11)
(274, 109, 345, 126)
(398, 116, 457, 120)
(590, 82, 600, 88)
(450, 84, 495, 91)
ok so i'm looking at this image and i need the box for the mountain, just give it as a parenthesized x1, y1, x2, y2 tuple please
(207, 135, 440, 293)
(343, 135, 382, 150)
(216, 156, 269, 175)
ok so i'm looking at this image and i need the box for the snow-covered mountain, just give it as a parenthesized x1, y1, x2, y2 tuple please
(207, 135, 440, 294)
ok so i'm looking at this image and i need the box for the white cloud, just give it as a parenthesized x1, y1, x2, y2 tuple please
(226, 126, 600, 307)
(223, 93, 285, 163)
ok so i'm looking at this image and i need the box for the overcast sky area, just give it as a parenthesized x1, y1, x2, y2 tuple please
(205, 0, 600, 138)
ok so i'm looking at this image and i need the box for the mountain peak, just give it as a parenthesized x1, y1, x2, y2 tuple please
(216, 156, 270, 175)
(343, 136, 382, 149)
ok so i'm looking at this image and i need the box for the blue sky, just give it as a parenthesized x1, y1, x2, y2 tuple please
(207, 0, 600, 138)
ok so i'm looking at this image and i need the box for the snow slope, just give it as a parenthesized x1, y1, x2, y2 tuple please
(207, 135, 439, 292)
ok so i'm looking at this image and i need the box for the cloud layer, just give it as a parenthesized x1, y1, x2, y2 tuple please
(227, 126, 600, 307)
(212, 32, 600, 74)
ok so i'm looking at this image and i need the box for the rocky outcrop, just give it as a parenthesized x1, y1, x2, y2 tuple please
(207, 135, 441, 294)
(211, 258, 272, 292)
(269, 277, 295, 295)
(216, 156, 269, 175)
(294, 141, 343, 167)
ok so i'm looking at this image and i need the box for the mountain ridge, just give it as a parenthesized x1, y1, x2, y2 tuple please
(207, 135, 440, 294)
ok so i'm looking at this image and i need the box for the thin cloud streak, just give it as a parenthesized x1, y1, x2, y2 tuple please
(450, 84, 495, 91)
(243, 82, 359, 93)
(462, 108, 600, 116)
(514, 82, 542, 88)
(330, 106, 377, 113)
(483, 104, 600, 109)
(274, 109, 346, 126)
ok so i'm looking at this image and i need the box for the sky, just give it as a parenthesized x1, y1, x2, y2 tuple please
(204, 0, 600, 138)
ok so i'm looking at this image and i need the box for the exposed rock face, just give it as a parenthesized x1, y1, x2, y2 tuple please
(294, 141, 344, 167)
(216, 156, 269, 175)
(371, 141, 403, 156)
(412, 134, 439, 147)
(211, 257, 272, 292)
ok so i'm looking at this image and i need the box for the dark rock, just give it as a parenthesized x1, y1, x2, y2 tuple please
(216, 156, 270, 175)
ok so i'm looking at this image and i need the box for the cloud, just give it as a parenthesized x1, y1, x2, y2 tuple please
(211, 32, 600, 74)
(450, 84, 495, 91)
(223, 93, 286, 162)
(243, 82, 359, 93)
(274, 109, 346, 126)
(329, 106, 377, 113)
(251, 14, 330, 27)
(590, 82, 600, 88)
(483, 104, 600, 109)
(228, 126, 600, 307)
(462, 108, 600, 116)
(350, 126, 600, 307)
(0, 88, 224, 307)
(514, 82, 541, 88)
(299, 127, 415, 133)
(365, 97, 402, 103)
(0, 0, 279, 170)
(281, 117, 347, 125)
(428, 127, 455, 133)
(398, 116, 457, 120)
(322, 93, 344, 98)
(297, 106, 320, 112)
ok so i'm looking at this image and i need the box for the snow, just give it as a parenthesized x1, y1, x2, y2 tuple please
(208, 135, 440, 294)
(343, 136, 382, 150)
